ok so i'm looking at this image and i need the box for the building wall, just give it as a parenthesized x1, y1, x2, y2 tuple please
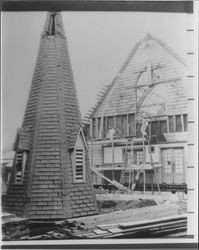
(88, 136, 187, 187)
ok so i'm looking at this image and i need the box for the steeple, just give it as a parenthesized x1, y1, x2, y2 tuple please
(3, 12, 98, 220)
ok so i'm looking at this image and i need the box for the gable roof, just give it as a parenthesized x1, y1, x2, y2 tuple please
(85, 33, 187, 121)
(68, 127, 88, 149)
(13, 127, 30, 151)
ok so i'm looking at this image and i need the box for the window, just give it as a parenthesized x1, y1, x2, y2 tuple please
(151, 121, 160, 135)
(168, 116, 174, 132)
(115, 115, 122, 137)
(104, 146, 123, 164)
(160, 120, 167, 133)
(75, 149, 85, 182)
(129, 114, 136, 136)
(168, 115, 185, 133)
(107, 116, 114, 132)
(183, 114, 188, 132)
(162, 149, 172, 174)
(174, 148, 184, 173)
(121, 115, 127, 137)
(150, 120, 167, 135)
(103, 117, 107, 138)
(15, 151, 27, 183)
(176, 115, 182, 132)
(136, 123, 142, 138)
(135, 150, 143, 164)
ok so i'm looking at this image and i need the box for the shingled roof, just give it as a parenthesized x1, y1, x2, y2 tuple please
(13, 127, 30, 151)
(4, 12, 98, 220)
(86, 33, 187, 120)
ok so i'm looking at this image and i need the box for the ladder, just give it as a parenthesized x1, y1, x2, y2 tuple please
(119, 138, 132, 190)
(119, 137, 144, 191)
(146, 134, 161, 194)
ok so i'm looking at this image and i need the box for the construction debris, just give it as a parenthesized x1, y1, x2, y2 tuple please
(22, 208, 187, 240)
(2, 213, 29, 241)
(2, 197, 187, 240)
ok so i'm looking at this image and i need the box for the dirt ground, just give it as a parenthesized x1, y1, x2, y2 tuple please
(97, 199, 157, 214)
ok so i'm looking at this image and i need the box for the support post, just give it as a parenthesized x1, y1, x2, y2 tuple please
(143, 170, 146, 194)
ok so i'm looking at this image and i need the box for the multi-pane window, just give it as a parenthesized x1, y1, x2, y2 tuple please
(151, 121, 160, 135)
(150, 120, 167, 135)
(162, 148, 184, 174)
(183, 114, 188, 132)
(168, 116, 174, 132)
(75, 149, 85, 182)
(135, 150, 143, 165)
(162, 149, 172, 174)
(92, 113, 135, 139)
(129, 114, 136, 136)
(168, 114, 187, 133)
(160, 120, 167, 133)
(136, 123, 142, 138)
(176, 115, 182, 132)
(173, 149, 183, 173)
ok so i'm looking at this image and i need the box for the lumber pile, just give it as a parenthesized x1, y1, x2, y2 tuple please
(5, 203, 187, 240)
(25, 213, 187, 240)
(82, 214, 187, 238)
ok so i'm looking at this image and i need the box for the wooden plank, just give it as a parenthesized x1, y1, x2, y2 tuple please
(107, 228, 123, 233)
(2, 1, 193, 13)
(91, 166, 127, 190)
(94, 163, 162, 171)
(93, 229, 108, 235)
(119, 214, 187, 228)
(86, 216, 187, 239)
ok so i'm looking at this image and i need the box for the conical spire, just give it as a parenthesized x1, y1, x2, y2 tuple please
(4, 12, 98, 220)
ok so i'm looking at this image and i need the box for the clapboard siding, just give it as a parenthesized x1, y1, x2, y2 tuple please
(88, 143, 103, 166)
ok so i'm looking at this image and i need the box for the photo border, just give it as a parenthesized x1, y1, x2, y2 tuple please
(1, 0, 198, 249)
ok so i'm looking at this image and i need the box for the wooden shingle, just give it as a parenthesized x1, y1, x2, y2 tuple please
(4, 12, 98, 220)
(88, 33, 187, 119)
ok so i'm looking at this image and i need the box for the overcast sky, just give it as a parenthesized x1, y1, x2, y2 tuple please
(1, 11, 190, 156)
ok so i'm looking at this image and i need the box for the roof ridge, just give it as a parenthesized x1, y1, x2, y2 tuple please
(147, 33, 187, 67)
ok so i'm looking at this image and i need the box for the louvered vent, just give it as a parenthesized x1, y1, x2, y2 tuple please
(75, 149, 84, 182)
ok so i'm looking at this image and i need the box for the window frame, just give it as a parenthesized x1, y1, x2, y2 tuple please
(73, 147, 86, 183)
(14, 151, 27, 184)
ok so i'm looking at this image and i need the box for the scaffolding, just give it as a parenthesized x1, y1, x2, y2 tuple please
(90, 65, 162, 194)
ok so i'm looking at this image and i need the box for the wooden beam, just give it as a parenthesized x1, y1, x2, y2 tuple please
(91, 166, 127, 191)
(92, 163, 162, 171)
(2, 1, 193, 13)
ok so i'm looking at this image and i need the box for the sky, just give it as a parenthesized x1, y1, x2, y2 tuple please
(1, 11, 190, 156)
